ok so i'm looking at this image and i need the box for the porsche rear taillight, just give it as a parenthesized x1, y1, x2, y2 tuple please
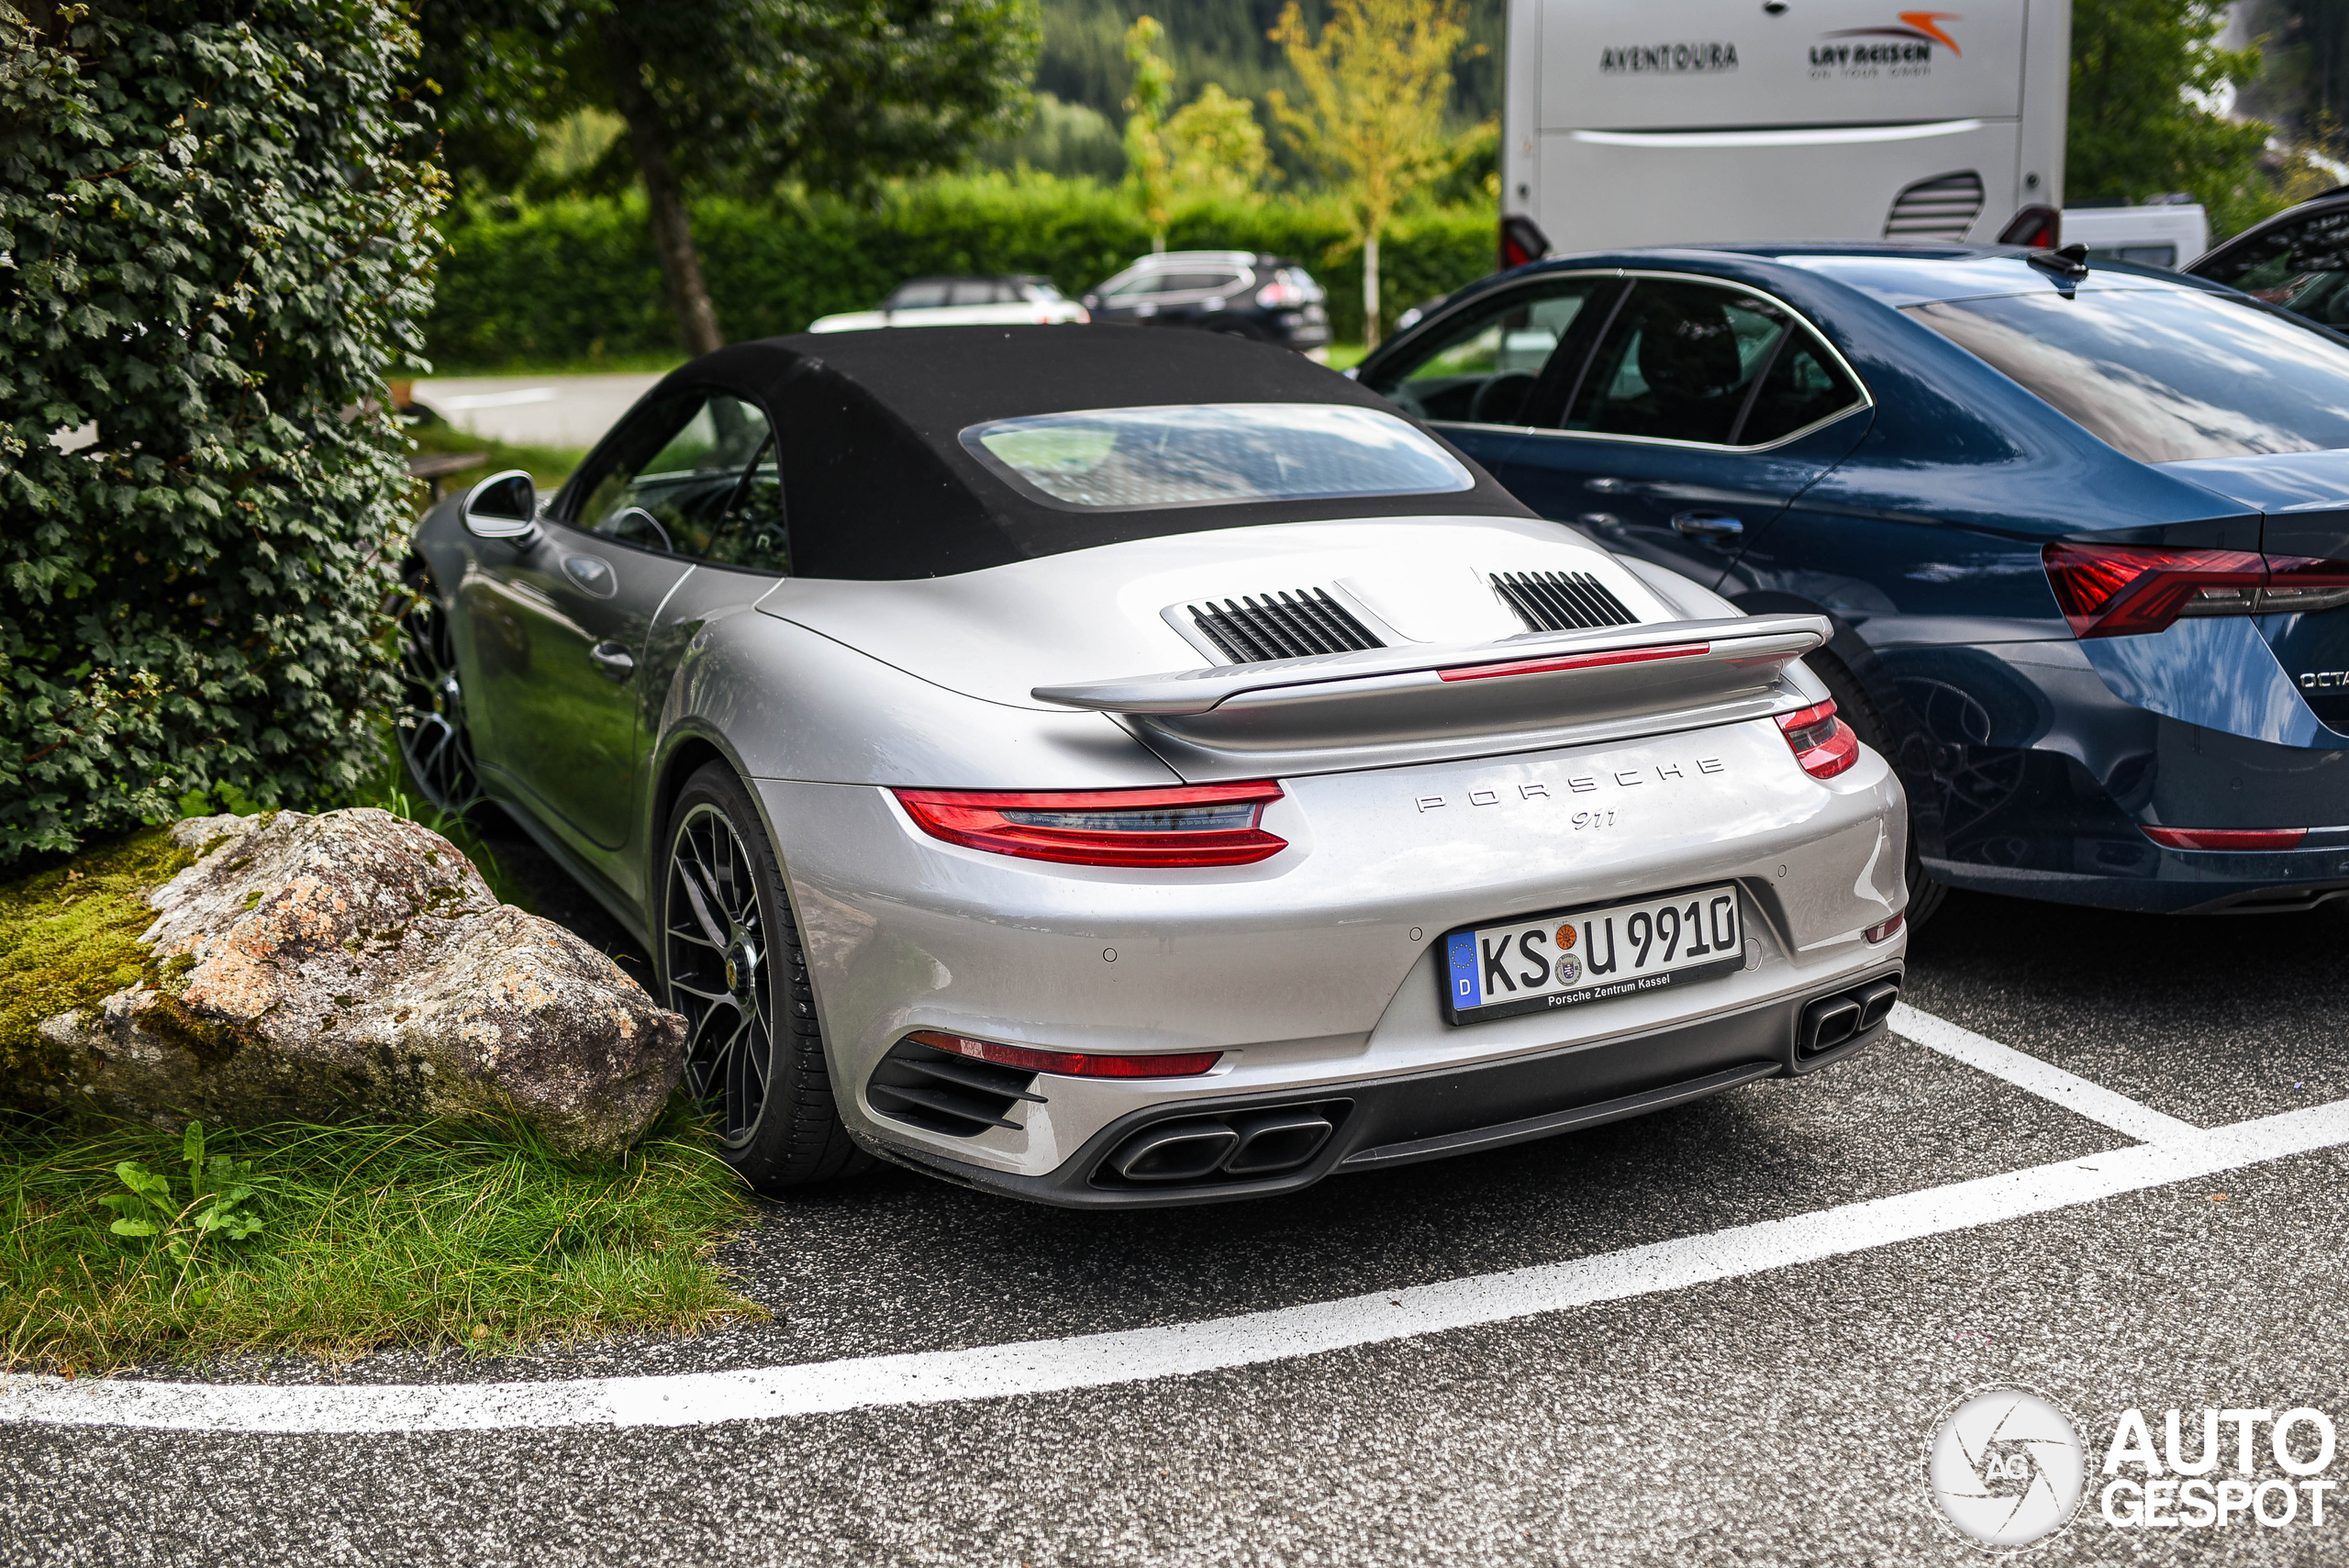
(2041, 541, 2349, 639)
(906, 1029, 1221, 1078)
(1776, 699, 1860, 780)
(893, 781, 1286, 866)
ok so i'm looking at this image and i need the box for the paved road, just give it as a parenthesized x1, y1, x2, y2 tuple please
(6, 887, 2348, 1565)
(411, 373, 666, 450)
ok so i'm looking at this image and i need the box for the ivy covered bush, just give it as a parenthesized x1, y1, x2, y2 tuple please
(0, 1, 445, 866)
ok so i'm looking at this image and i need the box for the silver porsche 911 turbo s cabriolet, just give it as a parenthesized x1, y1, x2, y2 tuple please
(400, 326, 1909, 1207)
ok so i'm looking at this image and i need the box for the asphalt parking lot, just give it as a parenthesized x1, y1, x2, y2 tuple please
(6, 879, 2348, 1566)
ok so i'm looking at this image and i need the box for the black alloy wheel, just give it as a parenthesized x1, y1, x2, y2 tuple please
(660, 763, 868, 1189)
(392, 560, 485, 817)
(1810, 654, 1950, 929)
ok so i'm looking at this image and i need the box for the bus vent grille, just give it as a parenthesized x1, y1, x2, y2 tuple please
(1883, 171, 1987, 240)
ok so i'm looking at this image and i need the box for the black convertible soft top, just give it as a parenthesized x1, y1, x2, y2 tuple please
(592, 325, 1534, 580)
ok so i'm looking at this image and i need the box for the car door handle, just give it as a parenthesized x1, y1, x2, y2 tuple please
(1671, 511, 1745, 544)
(1585, 476, 1630, 494)
(589, 640, 635, 682)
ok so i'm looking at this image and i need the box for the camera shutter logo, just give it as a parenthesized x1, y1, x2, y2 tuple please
(1926, 1386, 2086, 1549)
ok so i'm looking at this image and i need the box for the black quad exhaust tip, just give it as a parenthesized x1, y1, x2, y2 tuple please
(1799, 996, 1864, 1055)
(1108, 1121, 1239, 1184)
(1098, 1102, 1347, 1186)
(1798, 975, 1902, 1057)
(1223, 1109, 1335, 1176)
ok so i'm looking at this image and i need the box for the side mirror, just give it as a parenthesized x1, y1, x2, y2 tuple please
(462, 469, 540, 541)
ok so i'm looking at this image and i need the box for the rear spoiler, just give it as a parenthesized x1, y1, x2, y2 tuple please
(1032, 614, 1830, 753)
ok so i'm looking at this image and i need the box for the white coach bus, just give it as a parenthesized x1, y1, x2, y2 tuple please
(1501, 0, 2072, 259)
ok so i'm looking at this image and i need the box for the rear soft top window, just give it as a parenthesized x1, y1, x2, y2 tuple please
(1905, 288, 2349, 462)
(960, 403, 1475, 511)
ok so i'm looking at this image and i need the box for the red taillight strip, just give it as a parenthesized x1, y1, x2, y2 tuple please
(2041, 541, 2349, 639)
(1436, 641, 1710, 683)
(893, 781, 1287, 867)
(2141, 826, 2309, 851)
(907, 1029, 1221, 1078)
(1775, 699, 1861, 780)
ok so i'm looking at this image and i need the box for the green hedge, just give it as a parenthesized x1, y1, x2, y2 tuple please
(427, 175, 1496, 369)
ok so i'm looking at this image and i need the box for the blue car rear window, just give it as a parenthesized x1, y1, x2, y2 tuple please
(961, 403, 1475, 510)
(1907, 288, 2349, 463)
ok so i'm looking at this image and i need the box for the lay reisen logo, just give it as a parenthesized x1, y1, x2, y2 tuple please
(1812, 9, 1963, 68)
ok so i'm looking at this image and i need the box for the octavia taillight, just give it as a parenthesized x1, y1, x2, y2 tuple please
(2042, 541, 2349, 639)
(1776, 700, 1860, 780)
(893, 782, 1286, 866)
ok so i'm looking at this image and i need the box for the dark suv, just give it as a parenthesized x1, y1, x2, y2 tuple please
(1082, 250, 1330, 354)
(2190, 184, 2349, 329)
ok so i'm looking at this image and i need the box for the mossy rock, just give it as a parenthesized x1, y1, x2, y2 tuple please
(0, 829, 195, 1093)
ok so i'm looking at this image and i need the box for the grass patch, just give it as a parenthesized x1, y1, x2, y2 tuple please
(419, 350, 690, 380)
(0, 829, 195, 1086)
(1324, 341, 1368, 372)
(407, 418, 588, 505)
(1, 1101, 758, 1373)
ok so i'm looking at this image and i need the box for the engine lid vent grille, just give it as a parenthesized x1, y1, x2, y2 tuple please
(1188, 589, 1385, 663)
(1883, 170, 1986, 240)
(1490, 570, 1639, 634)
(867, 1037, 1044, 1139)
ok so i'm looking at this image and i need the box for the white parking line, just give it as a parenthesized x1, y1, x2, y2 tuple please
(6, 1095, 2343, 1436)
(1890, 1003, 2199, 1143)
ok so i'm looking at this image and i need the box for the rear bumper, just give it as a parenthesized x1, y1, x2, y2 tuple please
(761, 717, 1908, 1183)
(862, 962, 1903, 1207)
(1877, 637, 2349, 913)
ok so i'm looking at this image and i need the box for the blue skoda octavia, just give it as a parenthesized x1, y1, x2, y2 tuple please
(1357, 245, 2349, 917)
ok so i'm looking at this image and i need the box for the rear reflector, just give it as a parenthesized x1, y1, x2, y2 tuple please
(2141, 826, 2309, 851)
(907, 1029, 1221, 1078)
(894, 781, 1286, 866)
(1437, 641, 1709, 683)
(1865, 912, 1905, 944)
(2042, 541, 2349, 639)
(1776, 699, 1861, 780)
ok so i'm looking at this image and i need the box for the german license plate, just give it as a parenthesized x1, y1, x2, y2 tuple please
(1440, 884, 1745, 1025)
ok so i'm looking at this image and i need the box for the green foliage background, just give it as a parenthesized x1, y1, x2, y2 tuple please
(2068, 0, 2285, 236)
(0, 1, 445, 866)
(429, 174, 1491, 368)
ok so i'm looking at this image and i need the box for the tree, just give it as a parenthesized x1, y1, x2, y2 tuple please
(0, 0, 446, 865)
(2069, 0, 2278, 238)
(1166, 82, 1273, 205)
(424, 1, 1040, 355)
(1267, 0, 1474, 348)
(1122, 14, 1174, 249)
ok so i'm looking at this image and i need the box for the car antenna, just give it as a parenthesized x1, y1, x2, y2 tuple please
(2026, 243, 2090, 280)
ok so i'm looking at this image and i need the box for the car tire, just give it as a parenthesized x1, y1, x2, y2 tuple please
(1808, 654, 1950, 929)
(659, 762, 872, 1191)
(391, 558, 486, 819)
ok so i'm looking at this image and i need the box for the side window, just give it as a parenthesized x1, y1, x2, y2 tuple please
(1366, 276, 1614, 425)
(572, 392, 790, 572)
(1740, 325, 1863, 445)
(2202, 211, 2349, 328)
(1566, 280, 1817, 446)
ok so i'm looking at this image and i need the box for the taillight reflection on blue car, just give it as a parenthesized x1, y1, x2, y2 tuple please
(2042, 541, 2349, 638)
(894, 782, 1287, 866)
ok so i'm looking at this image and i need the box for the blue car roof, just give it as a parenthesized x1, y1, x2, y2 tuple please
(1512, 243, 2226, 309)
